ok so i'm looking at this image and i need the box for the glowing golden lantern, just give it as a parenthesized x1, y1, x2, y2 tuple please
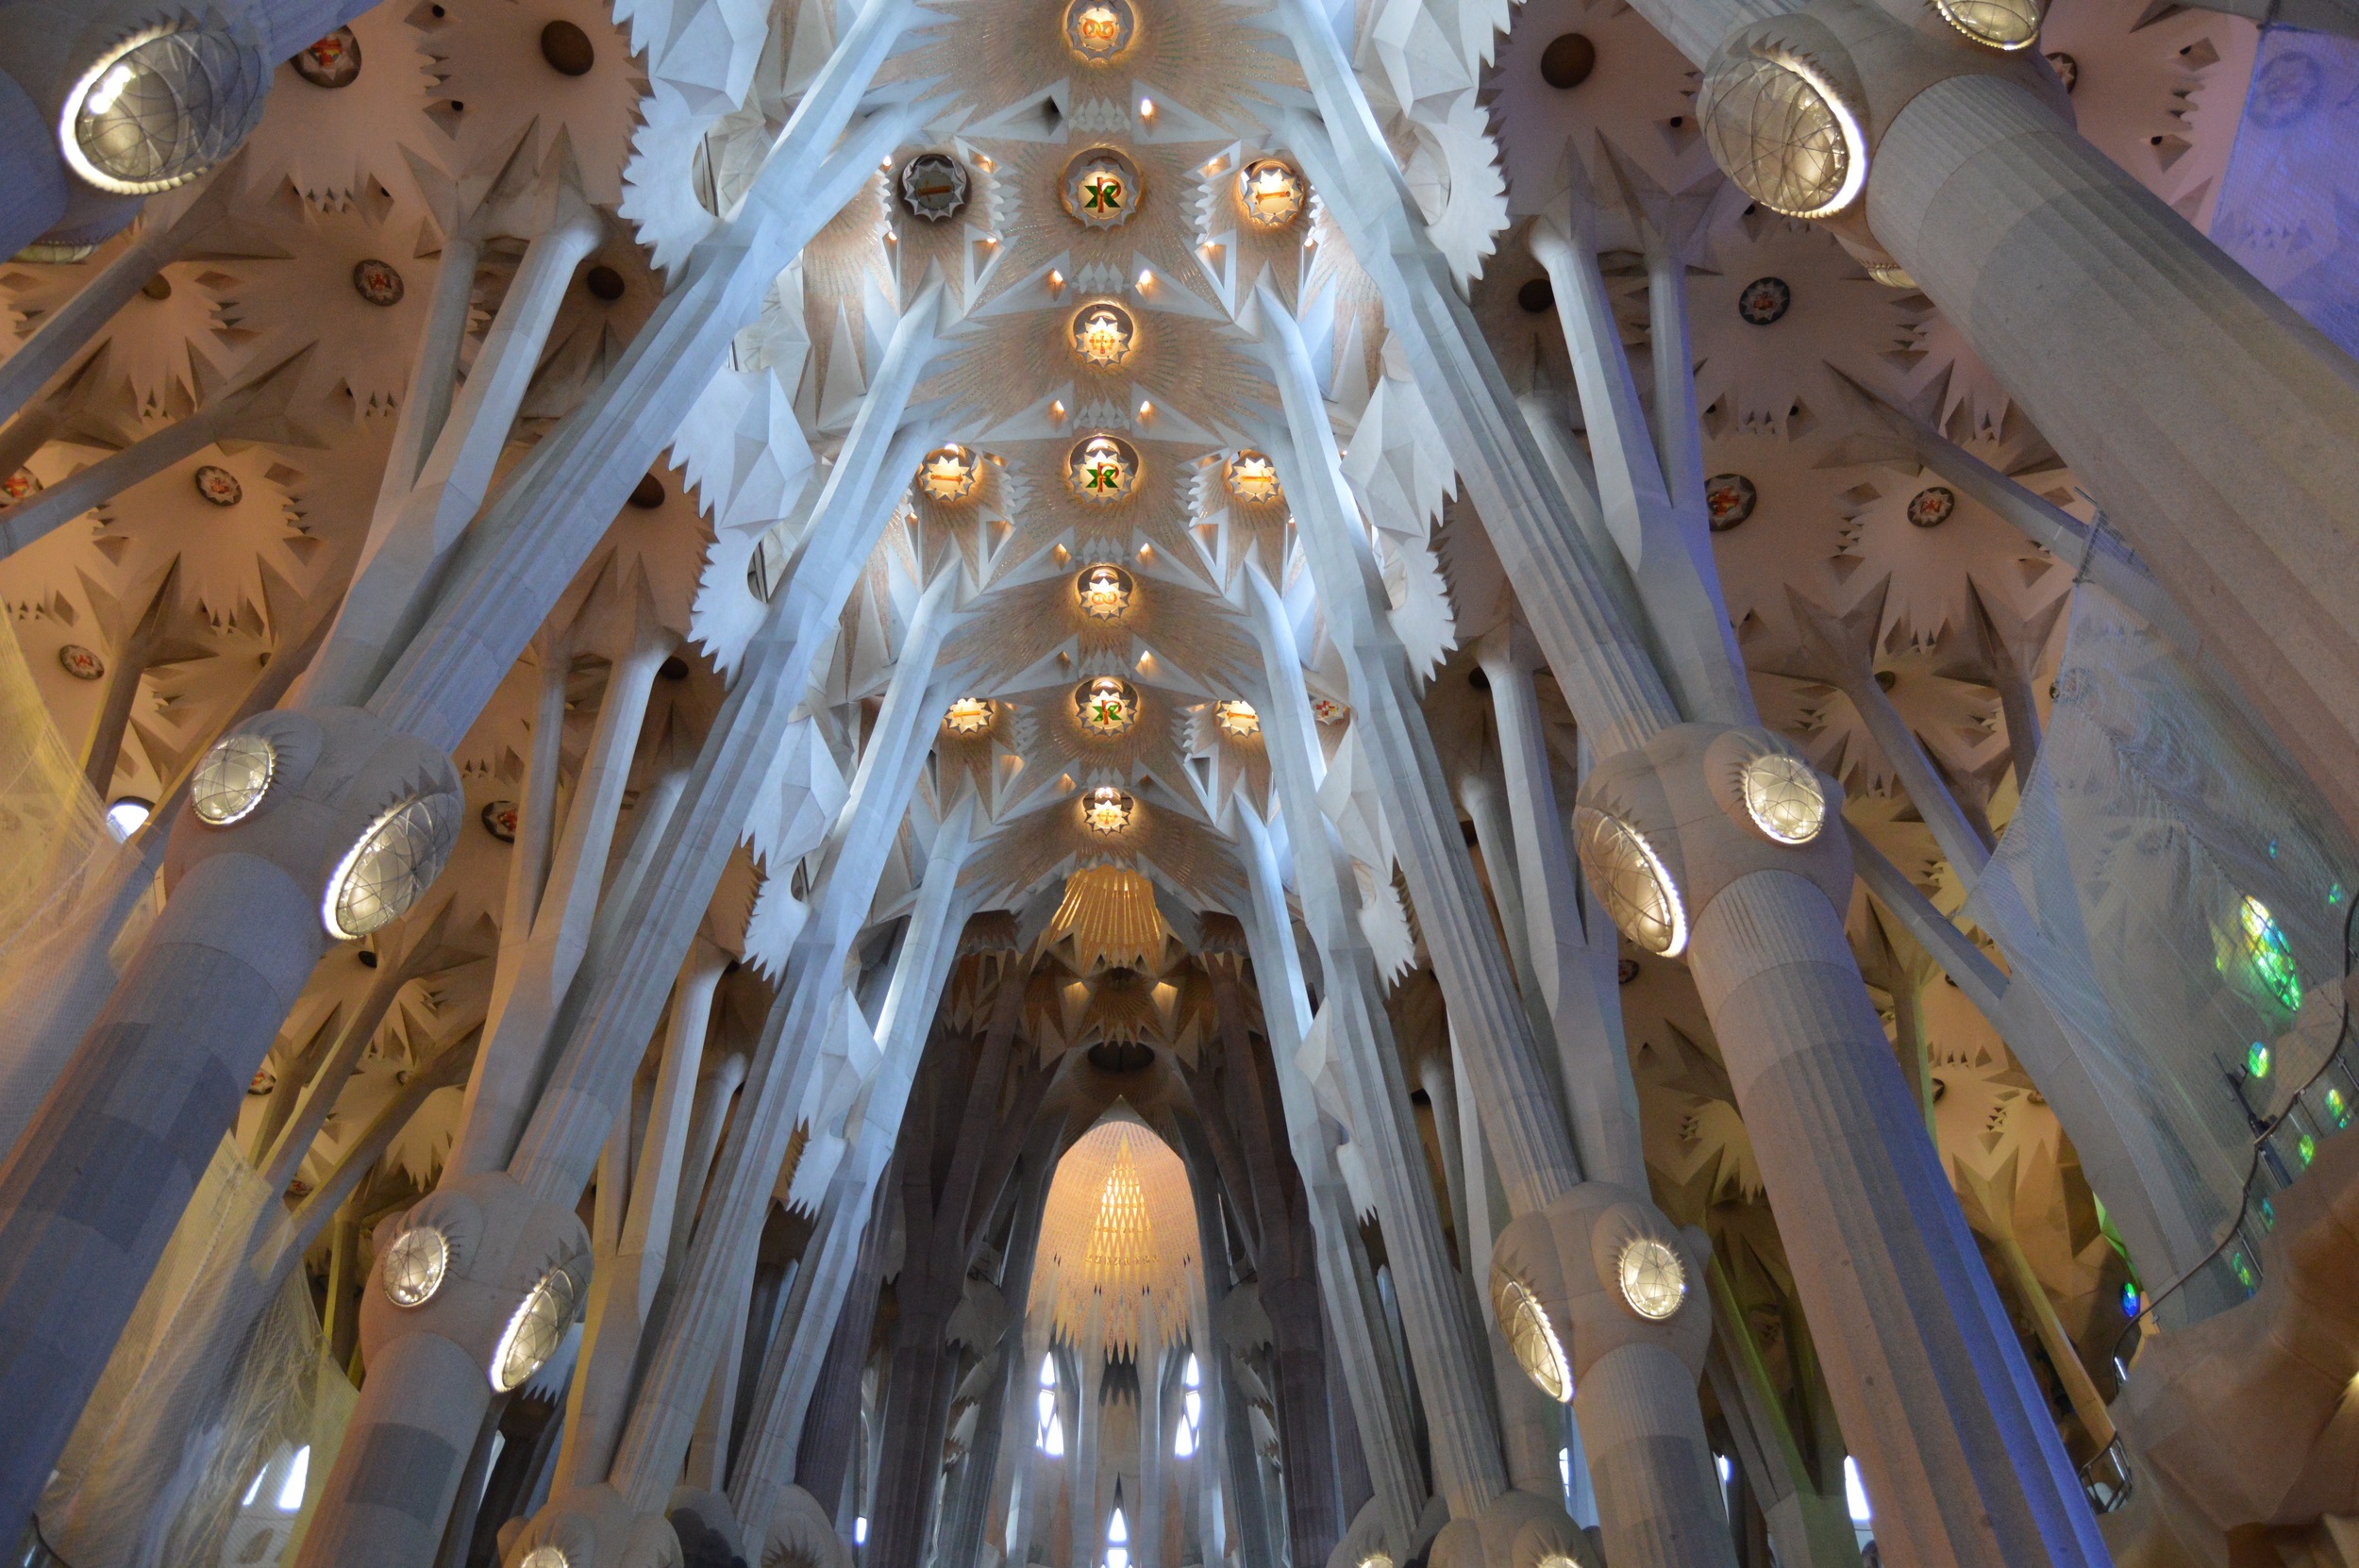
(1064, 0, 1136, 60)
(1213, 700, 1260, 738)
(1069, 435, 1138, 504)
(919, 446, 978, 501)
(1078, 564, 1133, 619)
(1064, 149, 1141, 230)
(1240, 159, 1307, 228)
(1083, 786, 1136, 834)
(1225, 450, 1281, 505)
(944, 697, 994, 736)
(1073, 303, 1136, 367)
(1077, 676, 1139, 736)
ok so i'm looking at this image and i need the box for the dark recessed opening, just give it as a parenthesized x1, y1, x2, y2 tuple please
(659, 655, 691, 681)
(1539, 32, 1596, 90)
(586, 265, 626, 300)
(630, 475, 666, 509)
(1088, 1041, 1155, 1074)
(541, 20, 596, 75)
(1517, 277, 1554, 314)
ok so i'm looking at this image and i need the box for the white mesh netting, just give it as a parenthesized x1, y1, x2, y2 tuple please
(0, 618, 152, 1151)
(1967, 582, 2357, 1323)
(36, 1138, 358, 1568)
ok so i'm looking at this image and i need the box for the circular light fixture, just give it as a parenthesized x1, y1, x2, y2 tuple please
(1077, 677, 1139, 736)
(899, 152, 970, 222)
(518, 1548, 570, 1568)
(1492, 1276, 1571, 1401)
(1933, 0, 2041, 48)
(1083, 786, 1135, 834)
(1225, 451, 1281, 505)
(1573, 807, 1688, 957)
(323, 793, 462, 941)
(292, 28, 361, 89)
(1698, 51, 1867, 220)
(1073, 303, 1136, 367)
(193, 464, 243, 507)
(1704, 473, 1756, 531)
(1078, 564, 1133, 619)
(192, 731, 277, 825)
(1616, 1237, 1688, 1320)
(491, 1263, 579, 1392)
(1239, 159, 1306, 228)
(1213, 700, 1261, 738)
(1063, 148, 1141, 230)
(1739, 753, 1827, 844)
(381, 1225, 451, 1308)
(1064, 0, 1137, 61)
(945, 697, 995, 736)
(1906, 486, 1956, 528)
(919, 446, 978, 502)
(61, 25, 268, 196)
(1069, 435, 1138, 504)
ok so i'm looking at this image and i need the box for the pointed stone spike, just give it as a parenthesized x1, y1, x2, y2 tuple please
(1782, 575, 1890, 691)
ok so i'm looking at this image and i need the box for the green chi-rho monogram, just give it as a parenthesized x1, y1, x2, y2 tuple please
(1081, 175, 1125, 214)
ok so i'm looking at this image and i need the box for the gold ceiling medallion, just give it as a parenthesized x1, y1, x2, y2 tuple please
(1073, 302, 1137, 367)
(898, 151, 970, 222)
(1077, 676, 1139, 736)
(918, 445, 978, 502)
(944, 697, 995, 736)
(1078, 563, 1133, 619)
(1063, 148, 1141, 230)
(1069, 434, 1139, 504)
(1239, 158, 1307, 228)
(1213, 700, 1261, 738)
(1225, 450, 1281, 505)
(1083, 785, 1136, 834)
(1063, 0, 1137, 62)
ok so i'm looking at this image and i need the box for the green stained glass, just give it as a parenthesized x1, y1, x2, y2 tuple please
(2248, 1041, 2273, 1079)
(2240, 896, 2304, 1014)
(2300, 1132, 2317, 1166)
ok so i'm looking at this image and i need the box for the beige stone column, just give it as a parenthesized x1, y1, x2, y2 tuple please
(1865, 67, 2359, 844)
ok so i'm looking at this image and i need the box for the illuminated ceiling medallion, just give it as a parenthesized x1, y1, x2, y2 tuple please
(919, 445, 979, 502)
(1225, 451, 1281, 505)
(60, 24, 269, 196)
(1704, 473, 1756, 531)
(899, 152, 970, 222)
(1073, 302, 1137, 367)
(352, 259, 405, 307)
(193, 463, 242, 507)
(1064, 0, 1137, 61)
(293, 27, 362, 88)
(1077, 676, 1139, 736)
(1069, 435, 1138, 504)
(1064, 148, 1141, 230)
(1239, 158, 1307, 228)
(1083, 785, 1136, 835)
(1736, 275, 1791, 325)
(945, 697, 995, 736)
(3, 469, 41, 502)
(1906, 486, 1956, 528)
(1078, 564, 1133, 619)
(1310, 695, 1348, 726)
(1213, 700, 1260, 738)
(1573, 806, 1687, 957)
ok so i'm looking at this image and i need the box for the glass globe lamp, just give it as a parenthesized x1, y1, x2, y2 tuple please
(492, 1264, 580, 1392)
(1615, 1237, 1688, 1321)
(1573, 807, 1687, 957)
(192, 732, 276, 826)
(1739, 753, 1827, 844)
(323, 793, 462, 941)
(61, 24, 268, 196)
(381, 1225, 451, 1308)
